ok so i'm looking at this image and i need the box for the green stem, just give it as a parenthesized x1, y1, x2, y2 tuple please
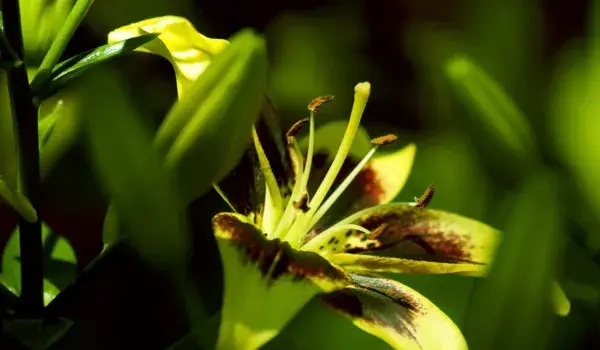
(29, 0, 95, 91)
(0, 0, 44, 317)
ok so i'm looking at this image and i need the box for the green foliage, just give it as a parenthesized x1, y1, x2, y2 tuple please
(156, 28, 268, 204)
(465, 171, 563, 350)
(0, 222, 77, 305)
(32, 33, 159, 100)
(445, 55, 536, 172)
(80, 67, 190, 271)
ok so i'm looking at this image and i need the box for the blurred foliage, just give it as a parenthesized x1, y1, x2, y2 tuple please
(1, 0, 600, 349)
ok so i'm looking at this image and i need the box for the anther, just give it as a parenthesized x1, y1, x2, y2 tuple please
(415, 184, 435, 209)
(371, 134, 398, 146)
(308, 95, 335, 112)
(286, 118, 310, 144)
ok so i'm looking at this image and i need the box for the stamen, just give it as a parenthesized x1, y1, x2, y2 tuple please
(252, 127, 283, 233)
(301, 224, 371, 252)
(305, 133, 398, 231)
(298, 113, 316, 199)
(213, 184, 238, 213)
(272, 115, 315, 239)
(318, 202, 413, 239)
(286, 82, 371, 248)
(414, 184, 435, 209)
(371, 133, 398, 146)
(308, 95, 335, 112)
(305, 146, 378, 232)
(286, 118, 310, 144)
(286, 119, 307, 178)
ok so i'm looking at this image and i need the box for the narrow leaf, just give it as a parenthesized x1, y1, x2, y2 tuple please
(465, 170, 562, 350)
(79, 67, 189, 271)
(32, 33, 158, 100)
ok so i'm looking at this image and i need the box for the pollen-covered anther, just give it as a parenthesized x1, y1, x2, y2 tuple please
(308, 95, 335, 112)
(371, 134, 398, 146)
(286, 118, 310, 144)
(415, 184, 435, 209)
(293, 194, 310, 213)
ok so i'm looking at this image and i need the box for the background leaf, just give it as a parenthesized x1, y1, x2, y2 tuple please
(0, 222, 77, 305)
(464, 170, 562, 350)
(32, 33, 158, 100)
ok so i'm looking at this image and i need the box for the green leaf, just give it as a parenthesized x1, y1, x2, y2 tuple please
(37, 88, 82, 179)
(444, 55, 537, 174)
(0, 222, 77, 305)
(464, 170, 562, 350)
(80, 67, 190, 271)
(156, 28, 268, 204)
(0, 71, 18, 188)
(2, 317, 73, 350)
(32, 33, 159, 100)
(1, 26, 21, 68)
(0, 179, 37, 222)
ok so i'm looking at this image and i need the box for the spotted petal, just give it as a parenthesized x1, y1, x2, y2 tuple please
(107, 16, 229, 98)
(311, 203, 500, 276)
(320, 274, 467, 350)
(212, 213, 350, 349)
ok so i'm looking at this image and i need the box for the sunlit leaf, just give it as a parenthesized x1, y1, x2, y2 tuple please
(0, 179, 37, 222)
(1, 222, 77, 305)
(32, 33, 158, 100)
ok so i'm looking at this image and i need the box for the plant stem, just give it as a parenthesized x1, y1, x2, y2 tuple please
(0, 0, 44, 317)
(30, 0, 95, 91)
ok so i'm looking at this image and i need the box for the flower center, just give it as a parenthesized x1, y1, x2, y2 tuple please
(249, 82, 400, 253)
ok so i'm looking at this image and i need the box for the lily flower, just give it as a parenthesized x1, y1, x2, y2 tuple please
(106, 16, 501, 349)
(212, 82, 501, 350)
(107, 16, 229, 99)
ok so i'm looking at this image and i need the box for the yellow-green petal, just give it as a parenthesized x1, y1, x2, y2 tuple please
(321, 274, 467, 350)
(212, 213, 350, 349)
(107, 16, 229, 98)
(311, 204, 500, 276)
(359, 142, 416, 206)
(328, 253, 485, 276)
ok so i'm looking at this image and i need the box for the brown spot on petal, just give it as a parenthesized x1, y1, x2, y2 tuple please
(293, 194, 310, 213)
(354, 210, 476, 263)
(308, 95, 335, 112)
(354, 165, 385, 206)
(320, 291, 363, 317)
(213, 214, 347, 283)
